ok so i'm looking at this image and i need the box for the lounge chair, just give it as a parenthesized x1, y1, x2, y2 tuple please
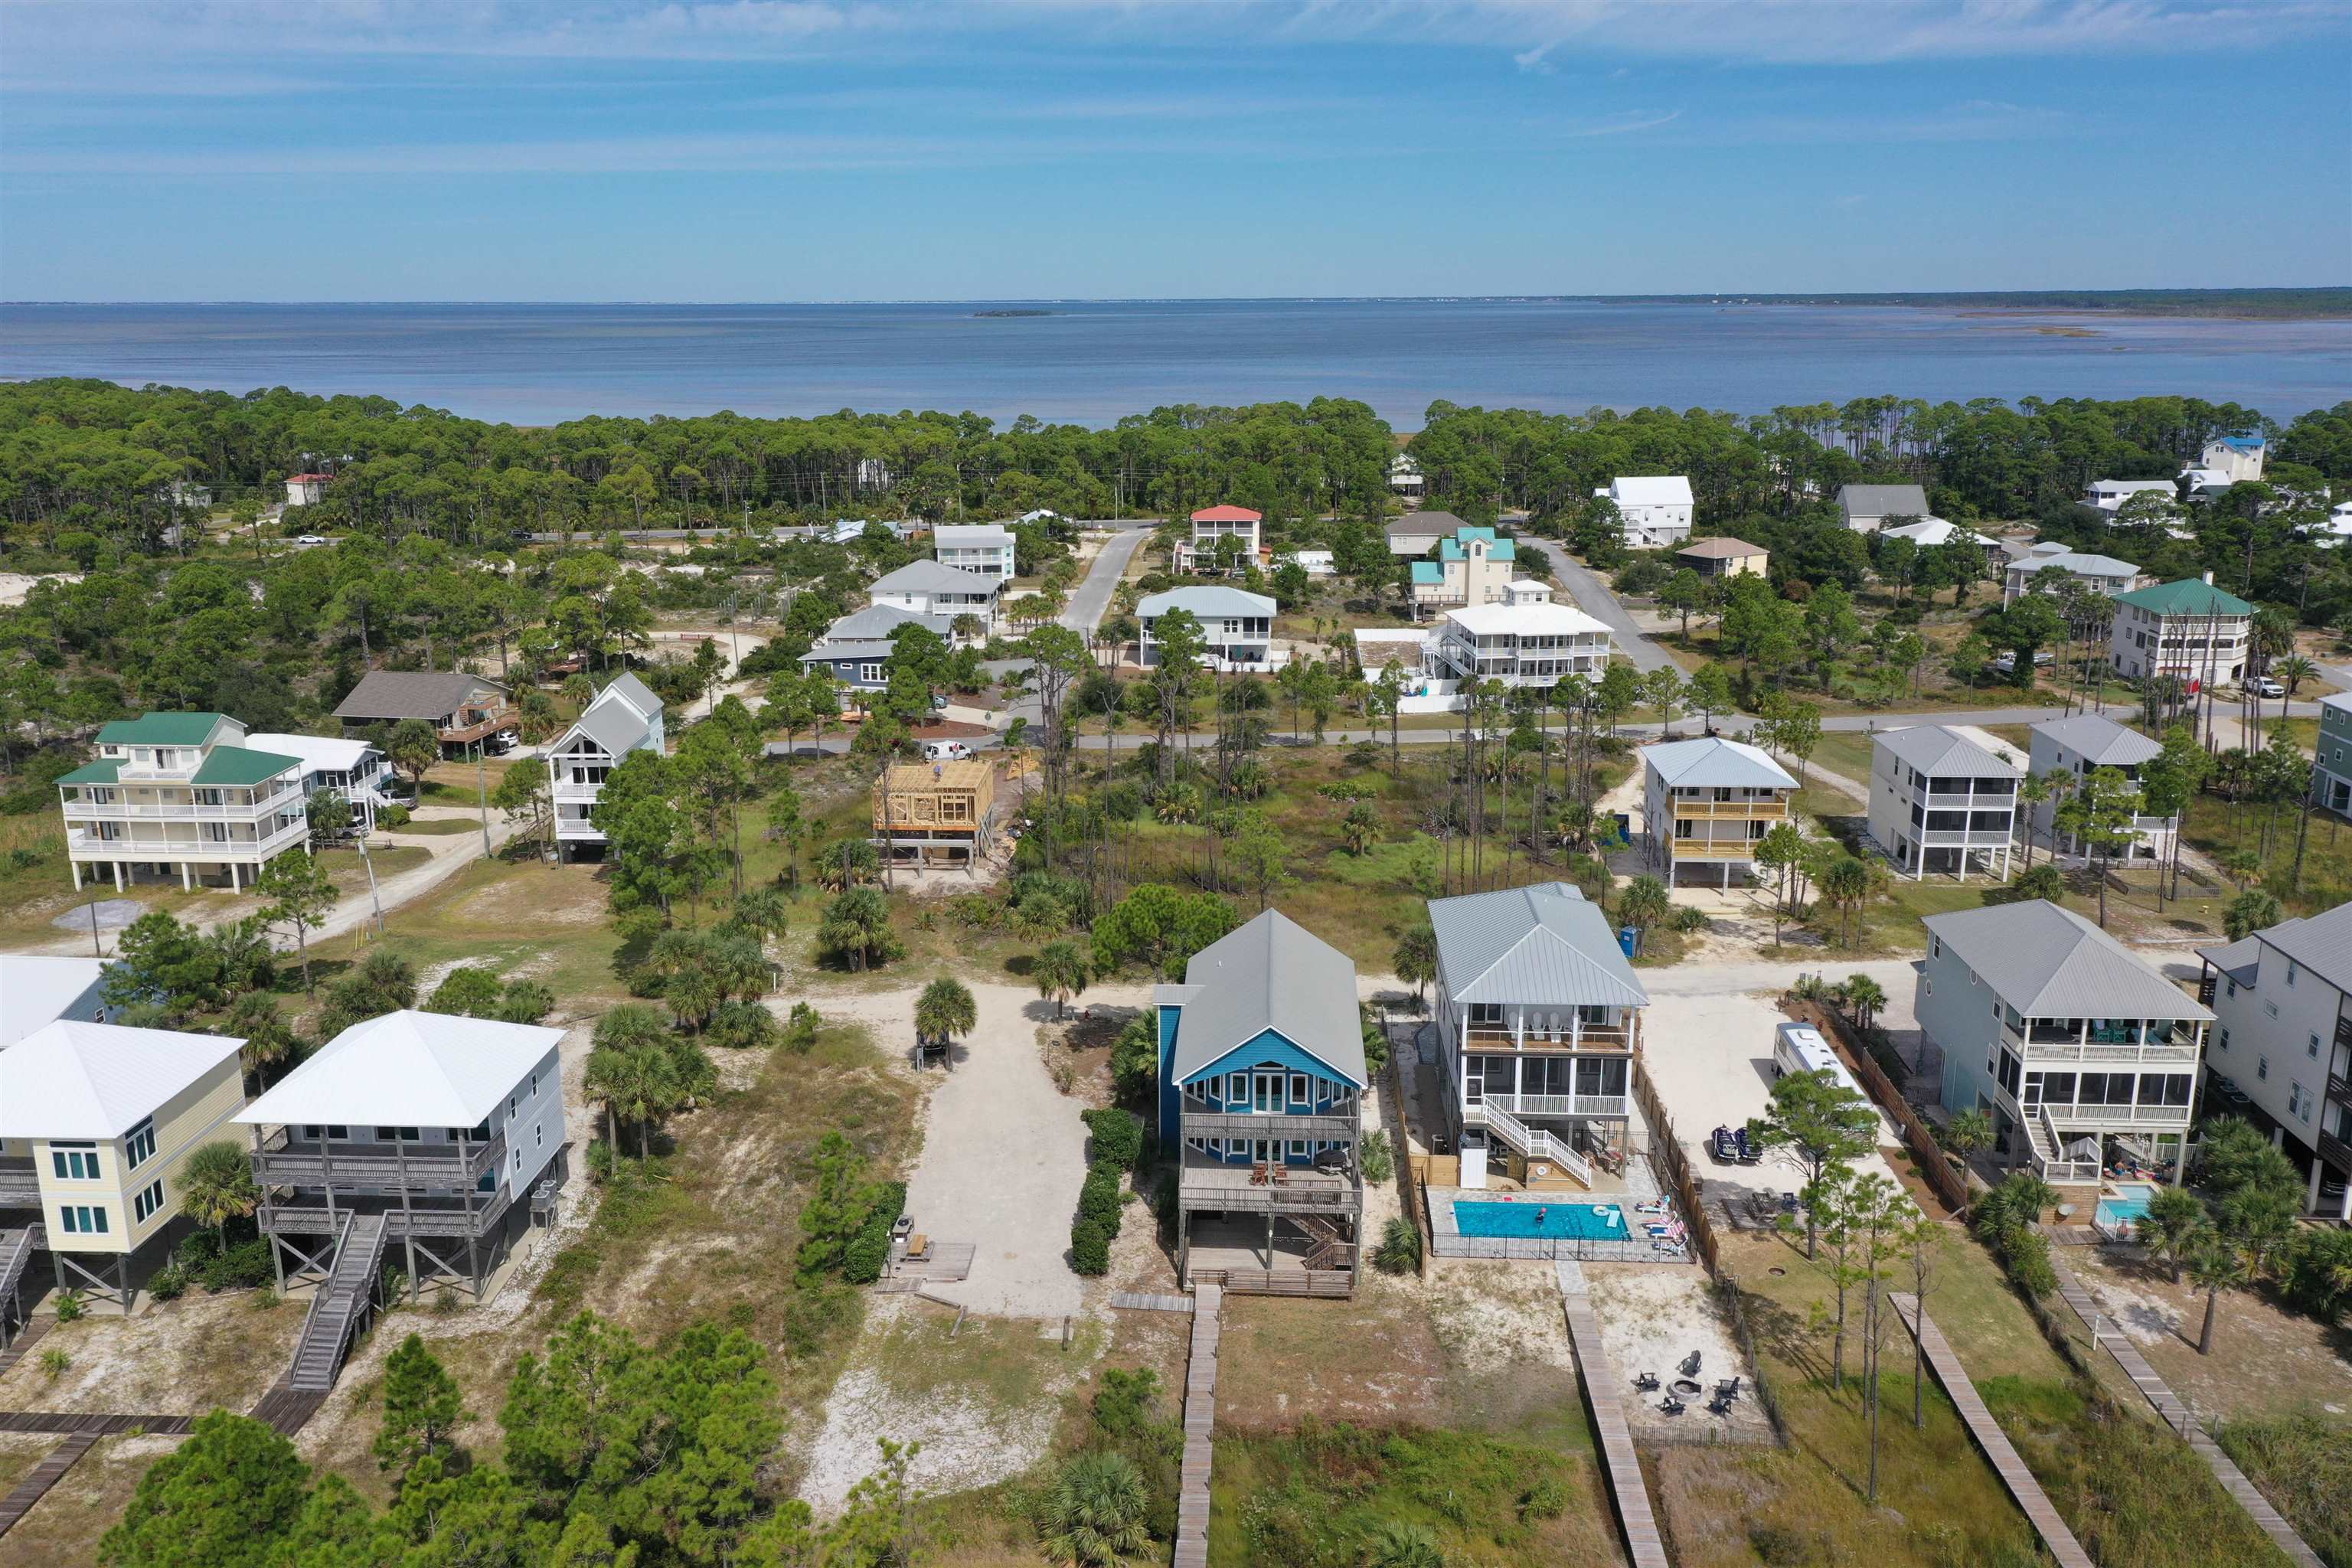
(1633, 1370, 1660, 1391)
(1679, 1351, 1703, 1377)
(1249, 1162, 1269, 1186)
(1271, 1165, 1291, 1187)
(1715, 1376, 1742, 1399)
(1659, 1394, 1686, 1415)
(1707, 1393, 1735, 1416)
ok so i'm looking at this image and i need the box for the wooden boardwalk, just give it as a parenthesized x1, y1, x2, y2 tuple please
(0, 1318, 50, 1381)
(1173, 1282, 1220, 1568)
(0, 1430, 98, 1538)
(250, 1383, 329, 1437)
(1553, 1261, 1670, 1568)
(2047, 1263, 2323, 1567)
(1109, 1291, 1194, 1314)
(1886, 1293, 2096, 1568)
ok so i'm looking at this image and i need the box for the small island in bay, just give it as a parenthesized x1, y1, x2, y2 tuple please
(972, 308, 1056, 318)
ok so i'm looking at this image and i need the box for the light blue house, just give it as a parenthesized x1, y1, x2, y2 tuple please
(1155, 909, 1366, 1293)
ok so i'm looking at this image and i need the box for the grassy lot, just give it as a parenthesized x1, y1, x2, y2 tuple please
(2215, 1411, 2352, 1568)
(2183, 790, 2352, 917)
(381, 815, 479, 835)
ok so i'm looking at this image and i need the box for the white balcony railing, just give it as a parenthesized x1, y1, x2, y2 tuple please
(68, 819, 309, 860)
(1465, 1092, 1630, 1120)
(63, 789, 303, 821)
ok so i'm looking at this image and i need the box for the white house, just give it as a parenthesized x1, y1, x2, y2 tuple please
(867, 559, 1001, 632)
(932, 524, 1018, 580)
(1423, 593, 1612, 693)
(2199, 902, 2352, 1219)
(547, 672, 665, 861)
(284, 473, 330, 507)
(2023, 714, 2176, 864)
(1596, 476, 1694, 548)
(1174, 505, 1264, 575)
(2000, 550, 2148, 606)
(2084, 479, 2180, 517)
(235, 1010, 569, 1305)
(1641, 736, 1798, 888)
(1137, 586, 1279, 671)
(1879, 516, 1999, 557)
(1922, 901, 2209, 1194)
(1837, 483, 1934, 534)
(1867, 724, 2021, 881)
(246, 733, 397, 834)
(2306, 501, 2352, 549)
(1388, 454, 1425, 495)
(2191, 435, 2265, 485)
(0, 956, 109, 1050)
(1279, 549, 1335, 578)
(1386, 510, 1461, 557)
(2108, 576, 2253, 686)
(57, 712, 307, 894)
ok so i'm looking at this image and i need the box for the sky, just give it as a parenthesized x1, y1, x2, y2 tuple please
(2, 0, 2347, 302)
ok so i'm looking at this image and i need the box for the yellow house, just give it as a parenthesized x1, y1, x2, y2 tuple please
(0, 1021, 246, 1309)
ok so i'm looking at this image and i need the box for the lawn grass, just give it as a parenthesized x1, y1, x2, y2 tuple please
(2214, 1410, 2352, 1568)
(381, 815, 479, 835)
(2183, 789, 2352, 917)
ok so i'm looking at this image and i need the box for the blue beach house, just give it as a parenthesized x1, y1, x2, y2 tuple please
(1155, 910, 1365, 1294)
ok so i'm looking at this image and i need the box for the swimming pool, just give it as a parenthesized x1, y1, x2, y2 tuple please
(2096, 1181, 2159, 1231)
(1452, 1199, 1628, 1241)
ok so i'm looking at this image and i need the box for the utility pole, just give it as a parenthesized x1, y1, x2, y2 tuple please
(475, 739, 493, 859)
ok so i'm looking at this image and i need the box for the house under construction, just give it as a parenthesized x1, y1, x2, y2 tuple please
(874, 759, 998, 871)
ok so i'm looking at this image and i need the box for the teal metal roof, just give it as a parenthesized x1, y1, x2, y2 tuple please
(1410, 561, 1446, 584)
(57, 760, 120, 786)
(95, 712, 232, 746)
(191, 747, 302, 787)
(2114, 579, 2254, 616)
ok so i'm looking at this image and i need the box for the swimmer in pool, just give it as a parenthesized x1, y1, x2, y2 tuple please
(1535, 1207, 1547, 1224)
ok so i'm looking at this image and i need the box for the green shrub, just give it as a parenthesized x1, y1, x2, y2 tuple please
(781, 1001, 822, 1054)
(54, 1289, 84, 1323)
(1372, 1216, 1421, 1275)
(1520, 1475, 1566, 1521)
(377, 803, 411, 830)
(1071, 1220, 1112, 1276)
(145, 1265, 190, 1302)
(842, 1231, 889, 1285)
(199, 1238, 274, 1292)
(1109, 1018, 1158, 1107)
(2280, 1227, 2352, 1324)
(707, 999, 779, 1050)
(1083, 1109, 1145, 1171)
(1079, 1165, 1125, 1230)
(1358, 1131, 1393, 1185)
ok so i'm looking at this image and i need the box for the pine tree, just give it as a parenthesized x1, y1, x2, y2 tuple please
(374, 1332, 466, 1475)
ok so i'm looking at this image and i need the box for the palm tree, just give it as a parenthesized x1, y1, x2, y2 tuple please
(914, 976, 978, 1059)
(1820, 855, 1875, 948)
(2224, 889, 2284, 941)
(1341, 802, 1380, 855)
(584, 1003, 671, 1153)
(1040, 1452, 1152, 1568)
(2138, 1185, 2207, 1284)
(2275, 653, 2318, 699)
(1616, 875, 1672, 954)
(1033, 939, 1091, 1020)
(2017, 772, 2050, 867)
(226, 993, 301, 1092)
(2187, 1228, 2248, 1355)
(176, 1140, 258, 1250)
(1393, 921, 1439, 1006)
(1938, 1107, 1993, 1217)
(1842, 974, 1887, 1033)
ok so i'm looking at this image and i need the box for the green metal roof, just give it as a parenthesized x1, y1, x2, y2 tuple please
(2114, 579, 2254, 616)
(94, 712, 234, 746)
(56, 760, 120, 786)
(191, 747, 302, 787)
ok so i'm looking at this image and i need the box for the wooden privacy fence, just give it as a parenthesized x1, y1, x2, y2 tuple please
(1788, 998, 1970, 1216)
(1631, 1056, 1720, 1275)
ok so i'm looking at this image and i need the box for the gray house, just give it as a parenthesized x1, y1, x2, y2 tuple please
(547, 673, 665, 861)
(334, 671, 516, 755)
(798, 604, 960, 692)
(1838, 483, 1934, 534)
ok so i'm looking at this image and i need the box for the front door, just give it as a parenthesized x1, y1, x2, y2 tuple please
(1253, 1071, 1283, 1114)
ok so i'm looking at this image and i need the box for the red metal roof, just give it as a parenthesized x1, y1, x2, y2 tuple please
(286, 472, 332, 483)
(1190, 505, 1262, 522)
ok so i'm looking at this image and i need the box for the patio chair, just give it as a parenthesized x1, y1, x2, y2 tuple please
(1679, 1351, 1703, 1377)
(1633, 1370, 1661, 1391)
(1715, 1376, 1742, 1399)
(1271, 1165, 1291, 1187)
(1707, 1393, 1735, 1416)
(1249, 1162, 1270, 1186)
(1659, 1394, 1686, 1415)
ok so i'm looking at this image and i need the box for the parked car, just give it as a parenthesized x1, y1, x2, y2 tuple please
(2249, 676, 2286, 698)
(1991, 650, 2056, 673)
(922, 739, 973, 762)
(2211, 1076, 2251, 1109)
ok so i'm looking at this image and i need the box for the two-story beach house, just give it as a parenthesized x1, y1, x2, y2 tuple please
(1137, 586, 1278, 671)
(2109, 576, 2253, 687)
(1388, 454, 1424, 496)
(930, 523, 1018, 580)
(2001, 549, 2148, 606)
(334, 671, 518, 756)
(1867, 724, 2021, 881)
(1174, 505, 1264, 575)
(1837, 483, 1934, 533)
(247, 733, 396, 834)
(799, 604, 964, 694)
(2024, 714, 2176, 864)
(1921, 901, 2209, 1199)
(2313, 693, 2352, 816)
(2190, 435, 2265, 485)
(284, 472, 331, 507)
(2084, 478, 2180, 517)
(0, 956, 108, 1050)
(1408, 525, 1519, 618)
(2199, 903, 2352, 1220)
(867, 559, 1001, 635)
(1642, 735, 1798, 887)
(1429, 882, 1650, 1191)
(1156, 910, 1366, 1294)
(57, 712, 309, 894)
(1675, 537, 1768, 580)
(0, 1020, 247, 1311)
(547, 672, 665, 861)
(1423, 588, 1613, 693)
(1596, 476, 1694, 548)
(1385, 509, 1462, 557)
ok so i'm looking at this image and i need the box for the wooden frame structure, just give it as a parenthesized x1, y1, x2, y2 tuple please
(873, 760, 998, 870)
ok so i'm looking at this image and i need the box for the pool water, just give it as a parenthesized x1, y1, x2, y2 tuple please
(1453, 1199, 1628, 1240)
(2096, 1181, 2159, 1230)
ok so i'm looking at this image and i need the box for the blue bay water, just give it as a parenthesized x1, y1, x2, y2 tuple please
(2, 299, 2345, 429)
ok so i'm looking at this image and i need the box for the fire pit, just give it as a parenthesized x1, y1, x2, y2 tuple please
(1671, 1379, 1703, 1397)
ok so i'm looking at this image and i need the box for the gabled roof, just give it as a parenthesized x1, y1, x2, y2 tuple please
(1677, 537, 1766, 559)
(1608, 476, 1693, 506)
(1138, 586, 1276, 620)
(1387, 510, 1465, 535)
(2114, 579, 2255, 617)
(1643, 735, 1797, 790)
(2249, 902, 2352, 992)
(96, 712, 237, 746)
(1410, 560, 1446, 585)
(1879, 519, 1989, 548)
(1924, 902, 2211, 1022)
(2030, 714, 2161, 768)
(1437, 534, 1515, 562)
(1873, 724, 2020, 777)
(247, 733, 380, 773)
(1429, 881, 1649, 1010)
(1168, 910, 1364, 1086)
(334, 671, 511, 721)
(0, 1021, 243, 1140)
(235, 1010, 564, 1127)
(0, 957, 106, 1051)
(2213, 435, 2265, 452)
(1190, 505, 1262, 523)
(564, 676, 664, 757)
(2197, 933, 2262, 991)
(191, 746, 302, 787)
(870, 559, 1001, 598)
(2088, 478, 2177, 497)
(828, 604, 958, 642)
(1838, 483, 1930, 518)
(2009, 551, 2140, 580)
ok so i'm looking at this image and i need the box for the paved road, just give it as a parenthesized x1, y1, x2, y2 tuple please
(1514, 534, 1677, 674)
(1060, 523, 1154, 635)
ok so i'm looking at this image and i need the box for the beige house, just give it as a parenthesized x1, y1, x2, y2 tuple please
(1675, 537, 1768, 580)
(0, 1020, 247, 1310)
(1408, 525, 1518, 619)
(1641, 735, 1798, 887)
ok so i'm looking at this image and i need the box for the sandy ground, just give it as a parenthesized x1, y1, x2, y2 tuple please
(1583, 1262, 1773, 1441)
(1422, 1256, 1576, 1377)
(0, 570, 80, 608)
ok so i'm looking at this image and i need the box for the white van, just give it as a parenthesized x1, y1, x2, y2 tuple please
(921, 739, 973, 762)
(1772, 1022, 1865, 1102)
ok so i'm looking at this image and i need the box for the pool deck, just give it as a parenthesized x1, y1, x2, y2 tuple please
(1428, 1182, 1692, 1265)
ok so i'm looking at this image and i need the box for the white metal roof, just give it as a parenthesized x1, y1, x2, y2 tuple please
(1429, 882, 1650, 1010)
(235, 1010, 564, 1128)
(1606, 476, 1693, 506)
(1643, 735, 1798, 790)
(1138, 586, 1276, 619)
(933, 524, 1015, 547)
(0, 957, 107, 1051)
(0, 1020, 243, 1139)
(1441, 601, 1610, 638)
(246, 733, 378, 773)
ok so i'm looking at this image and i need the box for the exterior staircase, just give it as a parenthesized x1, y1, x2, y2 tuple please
(1283, 1213, 1352, 1272)
(1478, 1102, 1595, 1188)
(0, 1227, 46, 1347)
(287, 1214, 389, 1393)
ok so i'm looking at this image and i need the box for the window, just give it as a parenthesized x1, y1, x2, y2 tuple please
(2288, 961, 2298, 987)
(535, 1123, 544, 1149)
(1289, 1073, 1311, 1106)
(2227, 979, 2238, 998)
(2310, 1033, 2322, 1060)
(303, 1125, 350, 1141)
(375, 1126, 420, 1143)
(2218, 1027, 2230, 1052)
(123, 1121, 156, 1170)
(50, 1144, 101, 1181)
(509, 1095, 518, 1118)
(514, 1148, 523, 1170)
(530, 1071, 540, 1098)
(2258, 1055, 2269, 1081)
(859, 663, 885, 684)
(1227, 1072, 1247, 1105)
(1930, 936, 1941, 959)
(59, 1204, 108, 1235)
(132, 1179, 165, 1223)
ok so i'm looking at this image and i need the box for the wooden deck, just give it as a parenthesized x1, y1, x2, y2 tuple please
(1174, 1282, 1220, 1568)
(1886, 1292, 2096, 1568)
(2048, 1262, 2324, 1567)
(0, 1430, 98, 1539)
(1109, 1291, 1194, 1314)
(1553, 1260, 1669, 1568)
(884, 1243, 975, 1284)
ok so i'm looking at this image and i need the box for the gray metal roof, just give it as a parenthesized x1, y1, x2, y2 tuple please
(2030, 714, 2161, 768)
(1923, 902, 2211, 1021)
(1838, 483, 1931, 520)
(333, 670, 510, 720)
(829, 603, 957, 642)
(870, 559, 1000, 597)
(1643, 735, 1796, 790)
(2251, 901, 2352, 992)
(1137, 586, 1276, 620)
(2008, 550, 2141, 580)
(1387, 510, 1466, 535)
(1429, 881, 1650, 1009)
(2197, 934, 2262, 991)
(565, 675, 662, 756)
(1168, 910, 1365, 1086)
(1873, 724, 2021, 778)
